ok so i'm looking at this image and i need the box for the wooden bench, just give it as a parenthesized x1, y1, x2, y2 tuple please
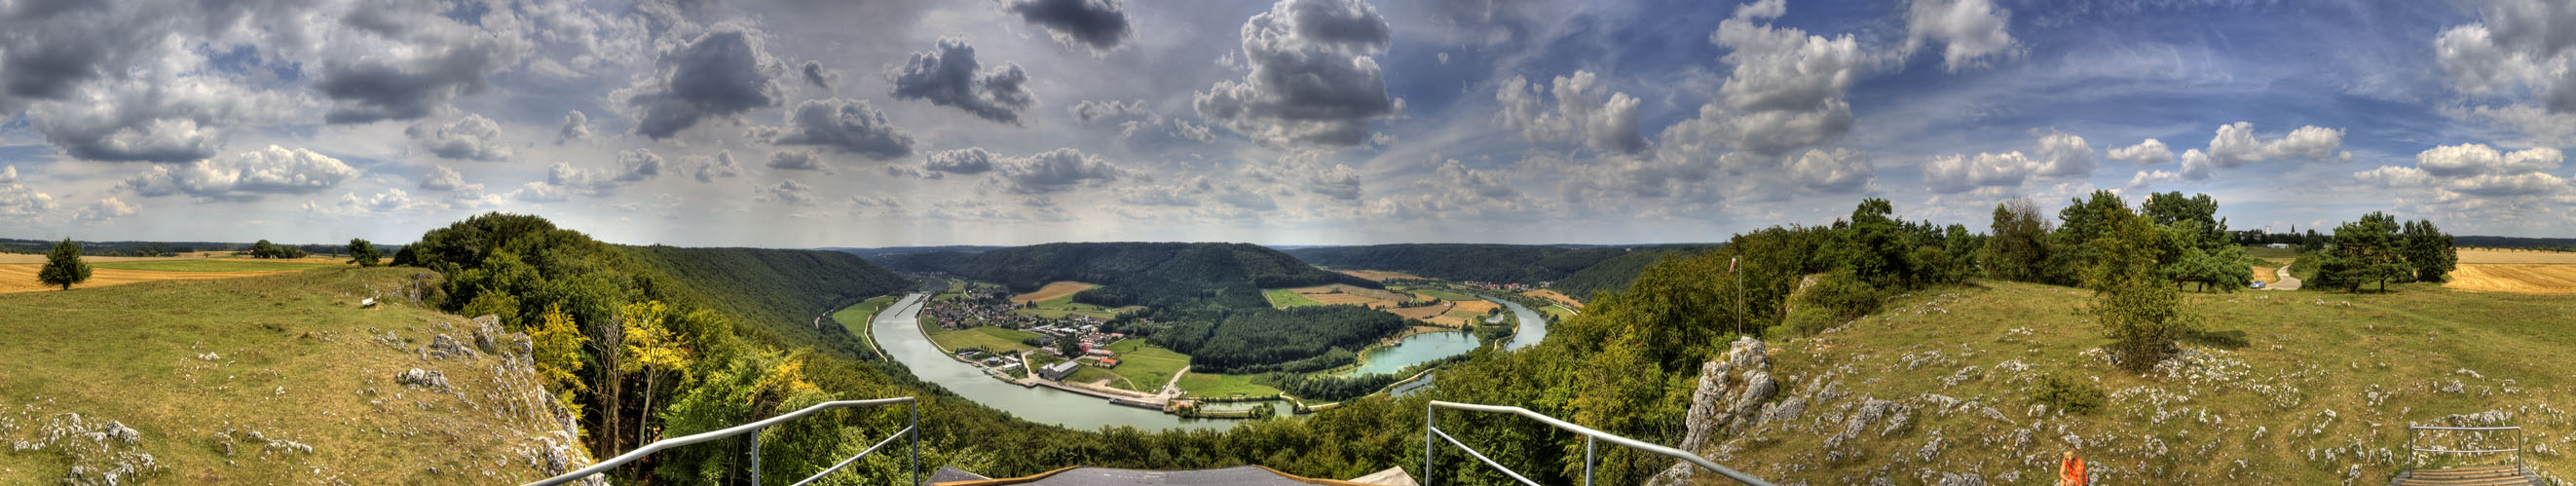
(2389, 465, 2540, 486)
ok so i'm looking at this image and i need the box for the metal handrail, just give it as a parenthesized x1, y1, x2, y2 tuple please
(2405, 425, 2524, 468)
(526, 397, 918, 486)
(1425, 400, 1771, 486)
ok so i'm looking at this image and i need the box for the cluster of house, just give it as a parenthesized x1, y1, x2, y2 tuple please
(954, 348, 1022, 370)
(1462, 280, 1545, 292)
(920, 295, 1116, 331)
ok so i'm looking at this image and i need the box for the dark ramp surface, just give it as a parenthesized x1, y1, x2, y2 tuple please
(959, 467, 1318, 485)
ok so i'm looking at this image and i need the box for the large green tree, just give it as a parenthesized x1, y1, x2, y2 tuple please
(2326, 211, 2409, 292)
(346, 239, 382, 267)
(1983, 199, 2056, 283)
(37, 239, 92, 290)
(2401, 219, 2457, 282)
(2075, 198, 2193, 372)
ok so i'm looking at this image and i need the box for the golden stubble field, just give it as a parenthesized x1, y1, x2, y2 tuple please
(1008, 280, 1100, 304)
(0, 254, 344, 294)
(2445, 249, 2576, 294)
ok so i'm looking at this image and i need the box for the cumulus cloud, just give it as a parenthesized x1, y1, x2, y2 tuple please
(1790, 148, 1874, 193)
(314, 6, 524, 124)
(75, 196, 139, 221)
(123, 146, 360, 201)
(767, 148, 831, 171)
(993, 148, 1125, 194)
(2414, 143, 2562, 177)
(890, 38, 1036, 125)
(409, 114, 513, 162)
(2108, 138, 2175, 166)
(0, 184, 59, 220)
(2178, 148, 2213, 180)
(0, 166, 15, 183)
(1193, 0, 1405, 147)
(2434, 0, 2576, 113)
(1902, 0, 2021, 72)
(1923, 151, 2034, 194)
(558, 110, 592, 143)
(623, 27, 787, 139)
(509, 181, 570, 203)
(1694, 0, 1883, 156)
(1009, 0, 1134, 53)
(1070, 99, 1156, 123)
(753, 98, 918, 160)
(687, 151, 744, 182)
(542, 149, 662, 196)
(2030, 131, 2094, 177)
(1493, 71, 1646, 154)
(763, 179, 817, 205)
(2207, 122, 2351, 168)
(34, 76, 295, 163)
(2446, 171, 2570, 197)
(801, 60, 839, 91)
(419, 165, 470, 191)
(2353, 165, 2433, 188)
(924, 148, 1001, 175)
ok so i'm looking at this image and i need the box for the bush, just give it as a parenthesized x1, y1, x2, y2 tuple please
(2030, 374, 2106, 415)
(1799, 270, 1882, 318)
(1776, 308, 1841, 337)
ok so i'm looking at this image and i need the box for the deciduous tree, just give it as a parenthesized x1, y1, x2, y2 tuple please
(347, 239, 382, 267)
(37, 239, 92, 290)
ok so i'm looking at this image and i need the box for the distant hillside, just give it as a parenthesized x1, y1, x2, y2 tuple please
(830, 245, 1010, 261)
(1549, 245, 1715, 301)
(876, 243, 1375, 310)
(1282, 243, 1717, 302)
(2455, 235, 2576, 251)
(625, 245, 914, 356)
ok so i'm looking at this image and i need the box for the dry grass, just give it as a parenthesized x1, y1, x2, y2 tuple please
(1277, 283, 1411, 309)
(0, 254, 343, 265)
(2457, 248, 2576, 264)
(0, 265, 309, 294)
(2445, 264, 2576, 294)
(1521, 289, 1585, 308)
(2251, 265, 2279, 284)
(1386, 300, 1454, 320)
(1335, 270, 1423, 281)
(1009, 280, 1100, 305)
(1451, 299, 1499, 314)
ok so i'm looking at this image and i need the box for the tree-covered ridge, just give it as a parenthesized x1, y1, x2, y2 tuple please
(625, 245, 913, 355)
(1549, 245, 1720, 302)
(1281, 243, 1633, 284)
(1148, 305, 1407, 374)
(877, 242, 1377, 310)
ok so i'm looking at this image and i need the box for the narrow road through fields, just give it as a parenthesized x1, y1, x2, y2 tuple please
(2268, 266, 2302, 290)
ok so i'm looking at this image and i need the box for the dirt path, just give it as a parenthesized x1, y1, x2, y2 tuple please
(2267, 266, 2302, 290)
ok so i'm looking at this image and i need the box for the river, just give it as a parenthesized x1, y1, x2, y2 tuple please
(869, 293, 1244, 430)
(870, 291, 1553, 430)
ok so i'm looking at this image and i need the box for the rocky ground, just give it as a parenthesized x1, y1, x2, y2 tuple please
(1658, 280, 2574, 485)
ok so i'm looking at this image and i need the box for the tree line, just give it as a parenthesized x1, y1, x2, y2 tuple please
(1148, 305, 1407, 374)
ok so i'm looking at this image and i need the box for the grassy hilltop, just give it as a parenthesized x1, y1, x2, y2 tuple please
(1682, 280, 2576, 484)
(0, 268, 585, 484)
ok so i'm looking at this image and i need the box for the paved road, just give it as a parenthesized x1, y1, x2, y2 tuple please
(2267, 266, 2302, 290)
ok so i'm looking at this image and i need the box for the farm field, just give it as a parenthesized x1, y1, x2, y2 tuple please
(2251, 265, 2278, 284)
(1406, 288, 1479, 301)
(1539, 304, 1578, 319)
(926, 325, 1043, 355)
(2446, 264, 2576, 294)
(88, 259, 345, 272)
(1428, 308, 1490, 328)
(832, 295, 901, 356)
(2457, 248, 2576, 264)
(1521, 288, 1584, 308)
(1095, 340, 1189, 393)
(1176, 373, 1282, 398)
(0, 264, 318, 294)
(1334, 269, 1422, 281)
(1009, 280, 1100, 304)
(1265, 283, 1411, 309)
(1385, 300, 1453, 320)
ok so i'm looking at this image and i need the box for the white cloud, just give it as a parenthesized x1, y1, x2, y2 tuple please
(1902, 0, 2022, 72)
(2108, 138, 2175, 166)
(0, 184, 59, 220)
(124, 146, 360, 201)
(509, 181, 570, 203)
(688, 151, 744, 182)
(2434, 0, 2576, 113)
(993, 148, 1125, 194)
(2414, 143, 2562, 177)
(1695, 0, 1885, 156)
(75, 196, 139, 221)
(2353, 166, 2433, 188)
(1493, 71, 1646, 154)
(419, 166, 471, 191)
(558, 110, 592, 143)
(2446, 171, 2570, 197)
(763, 179, 818, 205)
(0, 166, 15, 184)
(408, 114, 513, 162)
(1790, 148, 1873, 193)
(1193, 0, 1405, 147)
(2178, 148, 2212, 181)
(767, 148, 832, 171)
(2030, 131, 2094, 177)
(1923, 151, 2033, 194)
(2206, 122, 2351, 168)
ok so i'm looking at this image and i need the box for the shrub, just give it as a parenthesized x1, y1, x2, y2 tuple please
(2030, 374, 2106, 415)
(1799, 270, 1882, 318)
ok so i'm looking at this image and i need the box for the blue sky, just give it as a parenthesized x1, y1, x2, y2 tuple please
(0, 0, 2568, 246)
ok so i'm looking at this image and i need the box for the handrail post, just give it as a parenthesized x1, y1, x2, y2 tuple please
(1423, 401, 1435, 486)
(750, 426, 764, 485)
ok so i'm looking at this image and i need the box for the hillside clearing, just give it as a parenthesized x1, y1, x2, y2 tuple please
(0, 268, 586, 484)
(1386, 300, 1453, 320)
(927, 325, 1044, 355)
(1177, 373, 1282, 398)
(1699, 280, 2576, 484)
(0, 264, 315, 294)
(1521, 288, 1584, 308)
(2445, 265, 2576, 294)
(1267, 283, 1410, 309)
(1334, 269, 1423, 281)
(1009, 280, 1099, 305)
(1263, 288, 1325, 308)
(1097, 340, 1189, 393)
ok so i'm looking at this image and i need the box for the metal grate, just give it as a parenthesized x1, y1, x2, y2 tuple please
(525, 396, 918, 486)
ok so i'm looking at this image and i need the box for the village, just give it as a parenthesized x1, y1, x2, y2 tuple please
(918, 282, 1283, 419)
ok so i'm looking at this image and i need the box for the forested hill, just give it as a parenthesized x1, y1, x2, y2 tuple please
(873, 242, 1375, 310)
(1282, 243, 1716, 293)
(1549, 245, 1714, 301)
(625, 245, 913, 355)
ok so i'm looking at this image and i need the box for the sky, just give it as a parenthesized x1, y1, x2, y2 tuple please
(0, 0, 2572, 247)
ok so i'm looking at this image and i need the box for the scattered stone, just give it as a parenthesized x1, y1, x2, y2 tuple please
(395, 368, 451, 392)
(1936, 471, 1985, 486)
(195, 353, 220, 361)
(427, 334, 474, 360)
(102, 422, 138, 444)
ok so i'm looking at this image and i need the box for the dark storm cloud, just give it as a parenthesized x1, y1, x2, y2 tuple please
(889, 39, 1035, 125)
(801, 60, 839, 91)
(626, 28, 787, 139)
(1193, 0, 1403, 147)
(314, 6, 521, 124)
(924, 147, 999, 175)
(753, 98, 917, 160)
(1007, 0, 1133, 53)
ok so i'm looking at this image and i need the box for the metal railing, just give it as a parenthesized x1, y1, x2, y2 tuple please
(1424, 400, 1771, 486)
(527, 396, 918, 486)
(2406, 425, 2525, 467)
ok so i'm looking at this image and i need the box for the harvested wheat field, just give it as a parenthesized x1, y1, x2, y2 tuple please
(0, 265, 310, 293)
(1336, 269, 1423, 281)
(1286, 283, 1413, 308)
(1009, 280, 1100, 304)
(1386, 300, 1454, 320)
(1450, 299, 1499, 314)
(2446, 264, 2576, 294)
(2251, 265, 2278, 284)
(2457, 248, 2576, 264)
(1520, 289, 1584, 308)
